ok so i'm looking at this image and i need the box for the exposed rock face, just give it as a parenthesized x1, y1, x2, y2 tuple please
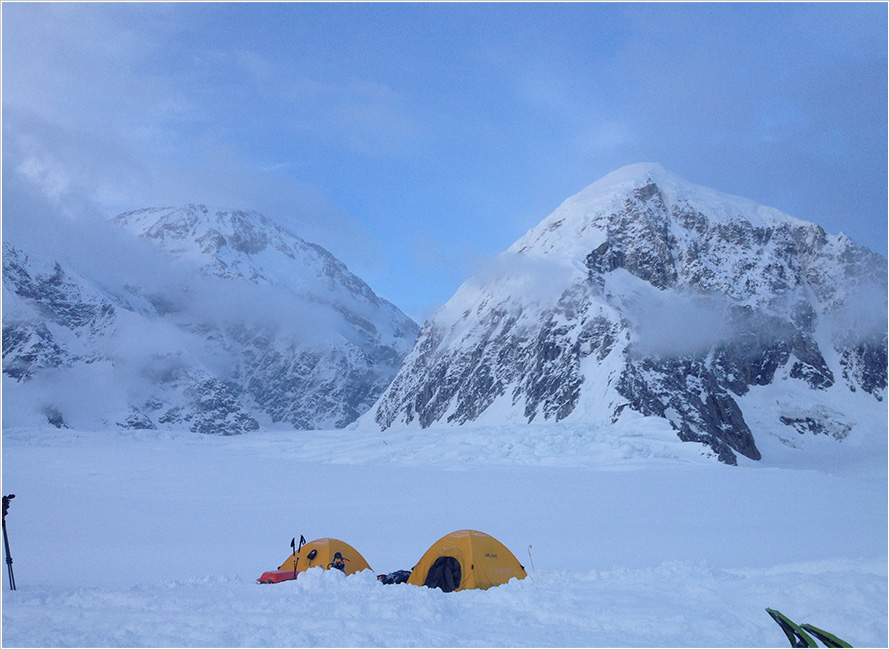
(3, 245, 116, 380)
(3, 205, 418, 434)
(368, 163, 887, 464)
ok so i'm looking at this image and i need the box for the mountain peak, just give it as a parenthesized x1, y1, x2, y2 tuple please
(511, 164, 810, 262)
(113, 204, 282, 256)
(5, 204, 419, 433)
(581, 162, 737, 201)
(586, 161, 673, 189)
(369, 164, 887, 465)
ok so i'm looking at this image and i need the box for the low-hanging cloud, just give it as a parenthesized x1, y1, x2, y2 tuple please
(3, 140, 358, 372)
(623, 287, 735, 359)
(826, 279, 889, 346)
(2, 102, 399, 331)
(469, 251, 581, 305)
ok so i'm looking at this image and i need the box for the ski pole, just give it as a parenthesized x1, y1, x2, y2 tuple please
(527, 544, 536, 573)
(2, 495, 15, 591)
(292, 535, 306, 580)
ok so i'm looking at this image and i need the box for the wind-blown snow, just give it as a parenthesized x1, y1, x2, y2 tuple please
(2, 421, 886, 648)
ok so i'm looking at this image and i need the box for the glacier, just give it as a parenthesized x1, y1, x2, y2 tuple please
(1, 422, 886, 647)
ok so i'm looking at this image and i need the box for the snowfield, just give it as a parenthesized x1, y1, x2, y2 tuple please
(1, 418, 887, 648)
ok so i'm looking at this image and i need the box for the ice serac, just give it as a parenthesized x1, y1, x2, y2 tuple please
(369, 163, 887, 465)
(3, 205, 418, 434)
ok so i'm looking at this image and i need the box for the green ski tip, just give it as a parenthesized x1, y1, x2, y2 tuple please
(766, 608, 818, 648)
(800, 623, 852, 648)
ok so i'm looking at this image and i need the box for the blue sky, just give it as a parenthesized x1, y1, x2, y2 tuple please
(3, 2, 887, 322)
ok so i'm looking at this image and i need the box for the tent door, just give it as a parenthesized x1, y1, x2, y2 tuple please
(423, 556, 462, 592)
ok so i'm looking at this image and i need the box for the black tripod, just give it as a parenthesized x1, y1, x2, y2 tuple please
(2, 494, 15, 591)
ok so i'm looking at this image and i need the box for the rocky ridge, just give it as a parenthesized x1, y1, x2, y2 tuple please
(3, 205, 418, 434)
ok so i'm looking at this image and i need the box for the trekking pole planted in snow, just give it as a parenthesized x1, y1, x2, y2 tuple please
(2, 495, 16, 591)
(527, 544, 536, 573)
(292, 535, 306, 580)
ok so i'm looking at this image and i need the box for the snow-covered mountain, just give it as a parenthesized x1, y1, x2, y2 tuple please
(2, 205, 418, 433)
(367, 163, 887, 464)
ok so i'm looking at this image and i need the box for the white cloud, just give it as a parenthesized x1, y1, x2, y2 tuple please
(613, 275, 735, 358)
(828, 280, 889, 345)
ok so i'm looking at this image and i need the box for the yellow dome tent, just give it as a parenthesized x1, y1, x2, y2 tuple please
(258, 537, 372, 583)
(406, 529, 527, 592)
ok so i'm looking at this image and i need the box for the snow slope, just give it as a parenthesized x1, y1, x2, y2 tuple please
(1, 421, 886, 648)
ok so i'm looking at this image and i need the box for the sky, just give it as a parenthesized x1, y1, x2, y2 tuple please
(2, 2, 887, 323)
